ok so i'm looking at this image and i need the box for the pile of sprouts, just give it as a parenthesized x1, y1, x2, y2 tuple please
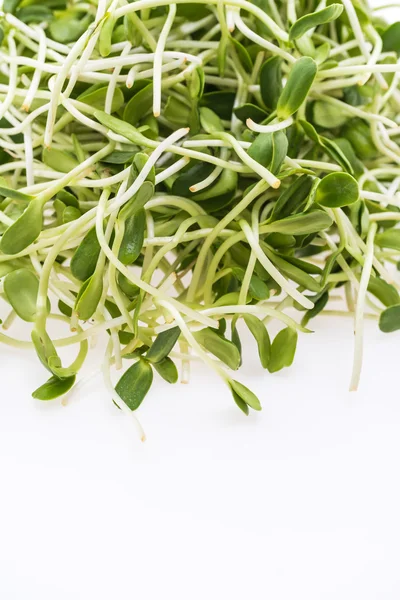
(0, 0, 400, 435)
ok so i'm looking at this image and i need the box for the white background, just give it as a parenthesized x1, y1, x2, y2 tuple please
(1, 3, 400, 599)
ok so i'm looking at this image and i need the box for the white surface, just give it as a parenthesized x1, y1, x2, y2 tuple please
(2, 1, 400, 597)
(1, 315, 400, 599)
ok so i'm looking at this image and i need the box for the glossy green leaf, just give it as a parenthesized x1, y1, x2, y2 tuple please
(375, 228, 400, 251)
(4, 268, 40, 322)
(260, 56, 282, 111)
(341, 119, 377, 160)
(71, 227, 101, 281)
(248, 130, 288, 174)
(115, 358, 153, 410)
(153, 357, 178, 383)
(230, 37, 252, 71)
(75, 275, 103, 320)
(243, 314, 270, 369)
(57, 189, 79, 208)
(289, 4, 343, 40)
(99, 13, 115, 57)
(189, 67, 205, 99)
(0, 199, 44, 255)
(263, 210, 333, 235)
(268, 327, 298, 373)
(334, 138, 364, 178)
(192, 169, 237, 202)
(379, 303, 400, 333)
(31, 328, 61, 375)
(119, 208, 145, 265)
(194, 327, 241, 370)
(315, 172, 359, 208)
(228, 379, 261, 413)
(368, 277, 400, 307)
(94, 110, 151, 147)
(234, 103, 268, 124)
(172, 162, 214, 197)
(277, 57, 317, 120)
(264, 248, 320, 292)
(199, 107, 223, 134)
(271, 174, 314, 221)
(146, 326, 180, 363)
(32, 375, 76, 401)
(119, 180, 154, 221)
(78, 85, 124, 113)
(49, 14, 91, 44)
(43, 148, 79, 173)
(200, 91, 235, 120)
(301, 291, 329, 327)
(123, 83, 153, 125)
(232, 267, 270, 300)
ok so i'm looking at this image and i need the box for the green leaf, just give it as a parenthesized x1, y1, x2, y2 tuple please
(99, 13, 115, 57)
(43, 148, 79, 173)
(117, 272, 139, 299)
(75, 275, 103, 320)
(191, 168, 237, 202)
(234, 103, 268, 124)
(200, 91, 235, 120)
(268, 327, 298, 373)
(334, 138, 364, 178)
(232, 267, 270, 300)
(49, 14, 91, 44)
(301, 292, 329, 327)
(228, 380, 262, 413)
(32, 375, 76, 401)
(94, 110, 152, 147)
(341, 119, 377, 160)
(78, 84, 124, 113)
(119, 180, 154, 220)
(260, 56, 282, 111)
(70, 227, 101, 281)
(189, 67, 205, 99)
(315, 173, 359, 208)
(194, 327, 241, 370)
(31, 328, 61, 375)
(289, 4, 343, 40)
(382, 22, 400, 56)
(368, 277, 400, 308)
(277, 57, 317, 120)
(243, 314, 270, 369)
(263, 210, 333, 235)
(4, 268, 41, 322)
(375, 228, 400, 251)
(313, 101, 348, 129)
(230, 37, 253, 71)
(153, 357, 178, 383)
(115, 358, 153, 410)
(17, 5, 53, 22)
(270, 174, 314, 221)
(57, 190, 79, 208)
(263, 248, 320, 292)
(146, 326, 180, 363)
(0, 199, 44, 255)
(248, 130, 288, 174)
(379, 304, 400, 333)
(119, 208, 146, 265)
(123, 83, 153, 125)
(172, 162, 214, 197)
(199, 107, 224, 134)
